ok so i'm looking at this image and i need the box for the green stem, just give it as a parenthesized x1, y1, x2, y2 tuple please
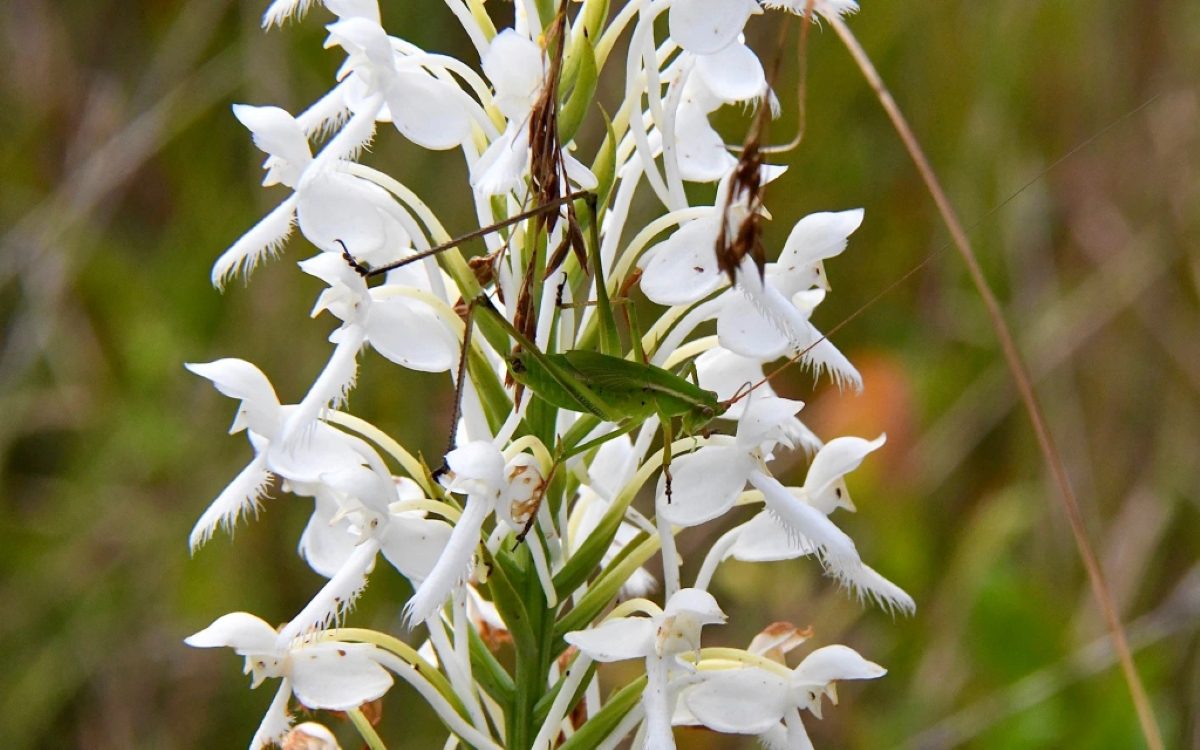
(348, 708, 388, 750)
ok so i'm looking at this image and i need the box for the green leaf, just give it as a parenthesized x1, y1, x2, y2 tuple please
(558, 676, 647, 750)
(468, 626, 515, 705)
(554, 532, 658, 644)
(532, 659, 598, 726)
(482, 547, 536, 656)
(552, 488, 633, 601)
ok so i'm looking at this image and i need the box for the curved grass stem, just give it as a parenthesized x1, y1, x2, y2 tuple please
(826, 14, 1162, 750)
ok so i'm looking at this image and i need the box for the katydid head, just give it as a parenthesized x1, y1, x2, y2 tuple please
(681, 400, 726, 435)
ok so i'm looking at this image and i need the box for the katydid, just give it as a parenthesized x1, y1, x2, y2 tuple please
(338, 192, 747, 513)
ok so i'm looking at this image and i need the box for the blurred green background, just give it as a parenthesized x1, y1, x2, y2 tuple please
(2, 0, 1198, 747)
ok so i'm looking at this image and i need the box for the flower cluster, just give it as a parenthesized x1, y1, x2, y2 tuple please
(186, 0, 912, 747)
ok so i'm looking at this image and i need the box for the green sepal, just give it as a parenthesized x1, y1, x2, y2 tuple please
(590, 108, 618, 214)
(558, 35, 597, 144)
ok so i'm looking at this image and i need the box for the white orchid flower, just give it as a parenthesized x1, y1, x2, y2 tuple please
(637, 167, 786, 307)
(185, 612, 393, 749)
(682, 644, 884, 747)
(723, 434, 916, 612)
(211, 103, 417, 286)
(277, 252, 459, 444)
(565, 588, 727, 750)
(714, 209, 865, 389)
(694, 346, 822, 453)
(402, 447, 553, 626)
(323, 16, 471, 151)
(673, 34, 773, 183)
(185, 358, 376, 550)
(470, 28, 597, 196)
(284, 468, 455, 638)
(655, 393, 837, 535)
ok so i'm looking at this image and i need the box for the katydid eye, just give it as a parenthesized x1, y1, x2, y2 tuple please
(510, 356, 526, 373)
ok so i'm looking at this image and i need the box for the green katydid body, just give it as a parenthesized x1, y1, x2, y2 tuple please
(477, 299, 726, 435)
(508, 349, 725, 433)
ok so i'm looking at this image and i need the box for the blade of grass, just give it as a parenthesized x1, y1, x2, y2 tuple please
(826, 13, 1163, 750)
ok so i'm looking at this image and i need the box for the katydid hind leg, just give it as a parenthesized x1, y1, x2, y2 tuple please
(434, 298, 480, 482)
(658, 408, 675, 504)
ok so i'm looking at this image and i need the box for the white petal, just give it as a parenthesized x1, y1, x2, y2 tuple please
(777, 209, 863, 274)
(232, 104, 311, 169)
(280, 540, 378, 641)
(250, 681, 294, 750)
(802, 335, 863, 392)
(470, 125, 530, 196)
(804, 434, 885, 508)
(321, 464, 396, 513)
(298, 494, 359, 577)
(364, 296, 458, 373)
(563, 617, 655, 662)
(445, 441, 506, 495)
(296, 171, 410, 266)
(749, 471, 860, 569)
(185, 612, 277, 652)
(190, 453, 273, 550)
(404, 494, 488, 624)
(211, 196, 297, 288)
(587, 433, 636, 501)
(267, 421, 366, 484)
(325, 0, 380, 23)
(262, 0, 316, 26)
(297, 85, 352, 139)
(727, 269, 819, 360)
(675, 101, 736, 182)
(664, 587, 725, 624)
(694, 42, 765, 103)
(289, 643, 394, 710)
(380, 513, 454, 583)
(278, 329, 365, 447)
(735, 395, 804, 450)
(669, 0, 757, 55)
(387, 72, 471, 150)
(695, 348, 770, 417)
(296, 171, 410, 265)
(639, 218, 724, 306)
(563, 152, 599, 190)
(482, 29, 544, 120)
(298, 251, 367, 294)
(837, 562, 916, 615)
(683, 668, 790, 734)
(187, 359, 278, 406)
(794, 645, 885, 686)
(716, 290, 789, 360)
(657, 446, 751, 527)
(728, 511, 814, 562)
